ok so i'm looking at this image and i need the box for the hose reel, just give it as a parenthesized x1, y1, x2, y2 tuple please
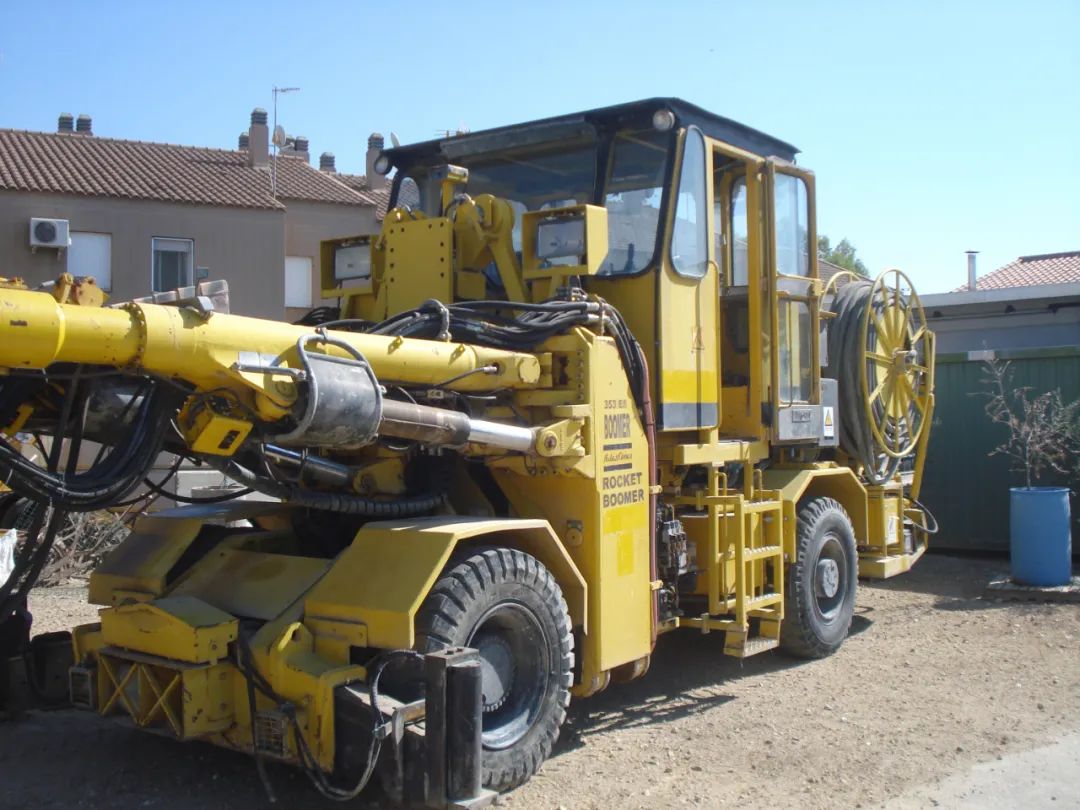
(824, 269, 933, 484)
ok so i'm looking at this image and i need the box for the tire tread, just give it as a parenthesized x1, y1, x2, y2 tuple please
(780, 497, 857, 659)
(414, 546, 573, 792)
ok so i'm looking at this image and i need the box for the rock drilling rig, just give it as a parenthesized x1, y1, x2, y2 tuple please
(0, 99, 934, 806)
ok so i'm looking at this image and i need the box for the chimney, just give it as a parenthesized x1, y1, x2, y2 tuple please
(319, 152, 336, 173)
(58, 113, 74, 133)
(293, 135, 309, 163)
(366, 132, 386, 189)
(966, 250, 979, 291)
(238, 132, 249, 150)
(75, 114, 92, 135)
(248, 107, 269, 167)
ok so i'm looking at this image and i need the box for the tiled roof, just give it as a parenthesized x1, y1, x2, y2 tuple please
(0, 128, 372, 210)
(335, 172, 392, 219)
(819, 258, 852, 282)
(954, 251, 1080, 291)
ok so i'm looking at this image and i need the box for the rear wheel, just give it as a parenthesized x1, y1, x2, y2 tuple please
(780, 497, 857, 659)
(415, 548, 573, 792)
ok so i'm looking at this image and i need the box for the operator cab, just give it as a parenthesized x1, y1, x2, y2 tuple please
(382, 99, 796, 281)
(364, 99, 824, 448)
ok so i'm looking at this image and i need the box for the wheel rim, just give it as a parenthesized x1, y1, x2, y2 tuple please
(467, 602, 549, 751)
(813, 532, 847, 620)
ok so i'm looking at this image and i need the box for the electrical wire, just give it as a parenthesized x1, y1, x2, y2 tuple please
(906, 495, 940, 535)
(235, 626, 422, 803)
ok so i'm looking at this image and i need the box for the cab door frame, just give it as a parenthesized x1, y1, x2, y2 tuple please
(763, 159, 821, 444)
(654, 125, 720, 432)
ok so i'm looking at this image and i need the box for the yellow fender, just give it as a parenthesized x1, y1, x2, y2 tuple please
(761, 466, 869, 558)
(303, 516, 587, 651)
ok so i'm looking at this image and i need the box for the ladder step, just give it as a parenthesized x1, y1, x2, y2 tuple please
(746, 593, 783, 609)
(726, 637, 779, 658)
(742, 545, 782, 562)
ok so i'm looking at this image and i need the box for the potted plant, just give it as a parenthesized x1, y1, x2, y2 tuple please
(978, 358, 1079, 586)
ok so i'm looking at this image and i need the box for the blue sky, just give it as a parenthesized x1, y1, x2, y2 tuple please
(1, 0, 1077, 293)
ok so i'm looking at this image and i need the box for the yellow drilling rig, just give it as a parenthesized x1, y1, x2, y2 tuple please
(0, 99, 934, 806)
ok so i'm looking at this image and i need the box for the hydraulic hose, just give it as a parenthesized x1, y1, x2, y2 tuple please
(205, 456, 446, 518)
(826, 280, 907, 484)
(0, 382, 180, 511)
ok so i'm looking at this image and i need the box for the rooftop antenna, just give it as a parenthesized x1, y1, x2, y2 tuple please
(271, 85, 300, 196)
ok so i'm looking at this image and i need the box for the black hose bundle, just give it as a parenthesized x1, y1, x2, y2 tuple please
(205, 455, 446, 518)
(826, 280, 911, 484)
(0, 382, 182, 512)
(323, 297, 648, 415)
(0, 375, 187, 626)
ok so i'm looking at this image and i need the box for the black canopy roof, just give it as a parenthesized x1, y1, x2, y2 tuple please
(381, 97, 799, 173)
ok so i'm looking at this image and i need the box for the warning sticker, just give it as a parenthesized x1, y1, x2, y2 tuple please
(823, 406, 835, 438)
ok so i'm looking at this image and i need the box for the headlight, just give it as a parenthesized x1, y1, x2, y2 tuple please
(535, 216, 585, 261)
(334, 244, 371, 281)
(652, 108, 676, 132)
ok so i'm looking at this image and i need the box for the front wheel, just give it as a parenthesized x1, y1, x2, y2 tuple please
(415, 548, 573, 792)
(780, 497, 858, 659)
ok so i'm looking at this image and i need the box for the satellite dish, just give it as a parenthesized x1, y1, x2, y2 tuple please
(272, 125, 287, 147)
(390, 132, 401, 148)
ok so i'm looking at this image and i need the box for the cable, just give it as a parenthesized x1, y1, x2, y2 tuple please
(0, 489, 67, 625)
(826, 280, 914, 485)
(235, 625, 422, 803)
(906, 495, 940, 535)
(204, 456, 446, 518)
(352, 295, 648, 420)
(0, 375, 183, 512)
(138, 458, 254, 505)
(435, 365, 498, 387)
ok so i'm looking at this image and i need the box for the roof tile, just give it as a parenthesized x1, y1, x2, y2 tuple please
(335, 172, 393, 220)
(0, 128, 373, 210)
(954, 251, 1080, 291)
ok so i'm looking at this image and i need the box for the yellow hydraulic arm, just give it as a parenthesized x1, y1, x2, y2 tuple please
(0, 286, 542, 393)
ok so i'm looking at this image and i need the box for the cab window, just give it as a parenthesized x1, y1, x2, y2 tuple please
(670, 127, 708, 278)
(778, 300, 813, 402)
(730, 177, 749, 286)
(773, 173, 809, 277)
(601, 130, 669, 275)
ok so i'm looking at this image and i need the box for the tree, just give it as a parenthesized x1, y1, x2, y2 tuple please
(976, 358, 1080, 489)
(818, 235, 868, 277)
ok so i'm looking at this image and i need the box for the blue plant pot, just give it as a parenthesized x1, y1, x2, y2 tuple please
(1010, 487, 1072, 586)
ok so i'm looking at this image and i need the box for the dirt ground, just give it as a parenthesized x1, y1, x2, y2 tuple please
(4, 554, 1078, 810)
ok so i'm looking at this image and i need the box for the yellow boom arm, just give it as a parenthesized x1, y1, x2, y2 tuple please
(0, 286, 544, 425)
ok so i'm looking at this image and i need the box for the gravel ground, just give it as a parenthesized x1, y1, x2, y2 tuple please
(4, 554, 1079, 809)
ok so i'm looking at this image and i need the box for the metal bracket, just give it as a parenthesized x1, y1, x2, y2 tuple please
(424, 647, 495, 809)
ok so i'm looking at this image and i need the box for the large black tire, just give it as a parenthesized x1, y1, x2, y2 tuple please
(780, 497, 858, 659)
(415, 548, 573, 792)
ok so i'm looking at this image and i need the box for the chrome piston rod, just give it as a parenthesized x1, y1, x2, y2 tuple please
(378, 399, 534, 452)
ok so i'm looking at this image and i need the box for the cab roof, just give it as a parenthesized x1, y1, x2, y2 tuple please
(381, 97, 799, 173)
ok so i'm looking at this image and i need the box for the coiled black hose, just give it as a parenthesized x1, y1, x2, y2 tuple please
(826, 280, 911, 485)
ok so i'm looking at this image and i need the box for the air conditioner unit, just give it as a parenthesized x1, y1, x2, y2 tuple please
(29, 217, 71, 249)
